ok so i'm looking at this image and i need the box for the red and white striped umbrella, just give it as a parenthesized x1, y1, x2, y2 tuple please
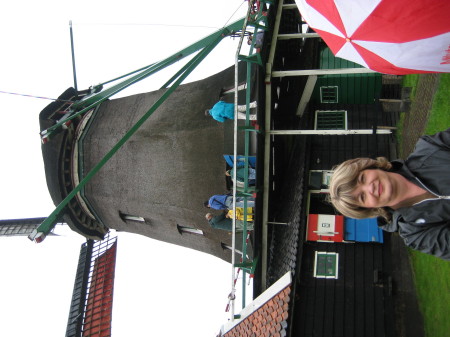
(295, 0, 450, 74)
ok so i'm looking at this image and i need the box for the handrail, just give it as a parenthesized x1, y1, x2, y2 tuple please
(231, 1, 252, 320)
(229, 0, 268, 320)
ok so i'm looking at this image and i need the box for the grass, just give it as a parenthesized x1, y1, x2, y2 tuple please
(423, 74, 450, 135)
(402, 74, 420, 99)
(409, 251, 450, 337)
(399, 73, 450, 337)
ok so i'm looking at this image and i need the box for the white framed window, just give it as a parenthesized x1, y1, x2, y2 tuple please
(177, 225, 204, 236)
(314, 110, 347, 130)
(320, 86, 338, 103)
(313, 251, 339, 279)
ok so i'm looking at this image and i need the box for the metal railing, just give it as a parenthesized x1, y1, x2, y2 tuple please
(229, 0, 269, 320)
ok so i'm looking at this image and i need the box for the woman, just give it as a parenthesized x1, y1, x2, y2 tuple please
(329, 128, 450, 260)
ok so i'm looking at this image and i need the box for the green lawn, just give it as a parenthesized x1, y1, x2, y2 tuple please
(401, 74, 450, 337)
(423, 74, 450, 135)
(409, 250, 450, 337)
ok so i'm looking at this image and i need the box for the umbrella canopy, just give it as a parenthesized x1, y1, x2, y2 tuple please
(295, 0, 450, 74)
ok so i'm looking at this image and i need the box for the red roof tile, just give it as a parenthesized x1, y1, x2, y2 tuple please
(222, 284, 291, 337)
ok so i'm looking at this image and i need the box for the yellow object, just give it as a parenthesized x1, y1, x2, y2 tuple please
(228, 207, 253, 221)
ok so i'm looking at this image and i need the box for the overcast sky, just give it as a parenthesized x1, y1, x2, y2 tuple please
(0, 1, 254, 336)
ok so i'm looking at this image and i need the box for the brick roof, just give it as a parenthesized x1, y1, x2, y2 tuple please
(220, 273, 291, 337)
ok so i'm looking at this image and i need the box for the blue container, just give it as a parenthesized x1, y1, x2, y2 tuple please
(344, 217, 384, 243)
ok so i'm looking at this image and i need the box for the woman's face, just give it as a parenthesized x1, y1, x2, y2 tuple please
(350, 169, 402, 209)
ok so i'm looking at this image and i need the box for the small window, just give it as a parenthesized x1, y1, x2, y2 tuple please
(119, 211, 145, 223)
(221, 242, 243, 256)
(177, 225, 203, 236)
(313, 251, 339, 279)
(314, 110, 347, 130)
(320, 86, 338, 103)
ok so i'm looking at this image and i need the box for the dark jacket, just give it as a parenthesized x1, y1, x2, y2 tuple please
(208, 213, 232, 231)
(379, 128, 450, 260)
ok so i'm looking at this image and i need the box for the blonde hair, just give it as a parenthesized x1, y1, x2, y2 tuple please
(328, 157, 392, 220)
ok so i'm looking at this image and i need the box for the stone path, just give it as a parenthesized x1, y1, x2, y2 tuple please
(400, 74, 441, 157)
